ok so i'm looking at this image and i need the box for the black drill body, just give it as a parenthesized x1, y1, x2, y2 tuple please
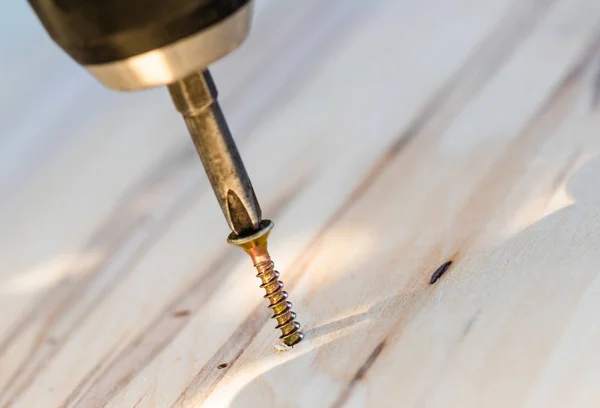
(29, 0, 250, 65)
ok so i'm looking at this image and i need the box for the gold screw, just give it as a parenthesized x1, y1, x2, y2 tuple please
(228, 220, 304, 346)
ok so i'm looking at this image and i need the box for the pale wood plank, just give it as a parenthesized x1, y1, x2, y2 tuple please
(3, 0, 600, 406)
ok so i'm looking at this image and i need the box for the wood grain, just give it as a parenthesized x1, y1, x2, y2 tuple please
(2, 0, 600, 407)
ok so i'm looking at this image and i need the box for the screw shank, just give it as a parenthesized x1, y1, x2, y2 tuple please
(229, 220, 304, 347)
(168, 70, 261, 235)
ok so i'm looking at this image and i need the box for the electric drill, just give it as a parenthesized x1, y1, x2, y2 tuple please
(28, 0, 303, 347)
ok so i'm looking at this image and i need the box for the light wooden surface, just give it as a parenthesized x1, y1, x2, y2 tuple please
(3, 0, 600, 407)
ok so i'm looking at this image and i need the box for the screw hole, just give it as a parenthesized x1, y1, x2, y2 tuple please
(430, 261, 452, 285)
(217, 363, 228, 369)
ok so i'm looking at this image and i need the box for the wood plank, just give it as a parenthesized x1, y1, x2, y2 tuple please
(2, 0, 600, 406)
(194, 0, 600, 406)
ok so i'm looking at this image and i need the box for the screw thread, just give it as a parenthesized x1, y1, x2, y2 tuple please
(255, 258, 303, 347)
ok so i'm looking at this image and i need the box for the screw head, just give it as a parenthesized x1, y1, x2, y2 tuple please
(227, 219, 274, 252)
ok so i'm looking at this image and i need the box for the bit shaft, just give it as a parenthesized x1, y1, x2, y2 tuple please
(168, 70, 261, 236)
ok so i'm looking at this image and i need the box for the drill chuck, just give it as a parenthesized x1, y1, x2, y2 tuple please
(28, 0, 253, 90)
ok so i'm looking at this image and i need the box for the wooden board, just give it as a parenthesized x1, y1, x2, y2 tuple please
(2, 0, 600, 406)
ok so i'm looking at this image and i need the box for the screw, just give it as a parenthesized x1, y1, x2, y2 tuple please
(228, 220, 304, 347)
